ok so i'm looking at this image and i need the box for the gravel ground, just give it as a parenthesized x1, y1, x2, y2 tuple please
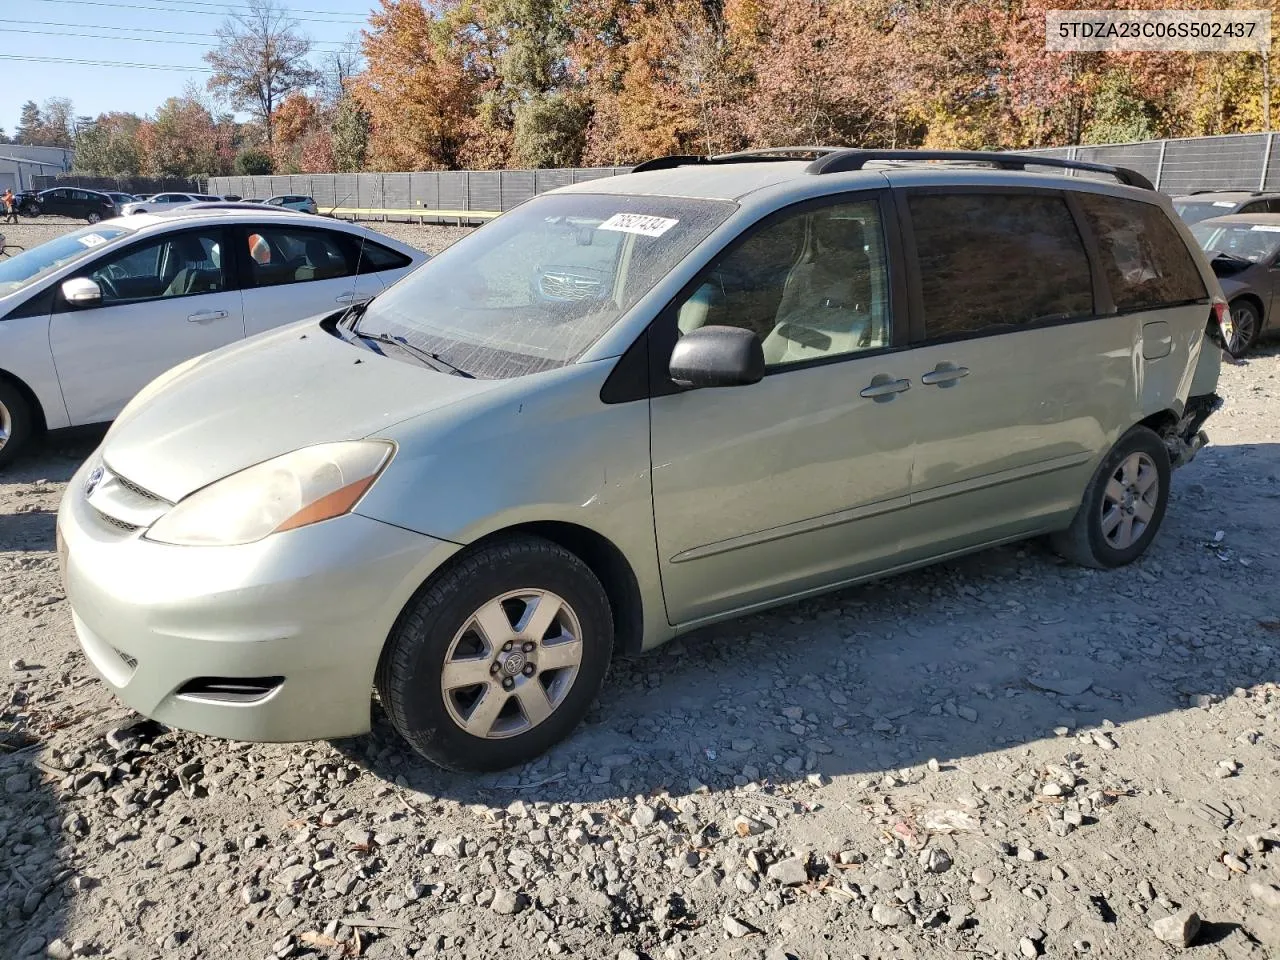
(2, 217, 1280, 959)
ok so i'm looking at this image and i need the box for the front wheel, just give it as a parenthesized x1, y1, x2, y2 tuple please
(376, 535, 613, 771)
(20, 203, 39, 217)
(0, 381, 35, 468)
(1050, 425, 1171, 569)
(85, 211, 101, 224)
(1229, 299, 1261, 355)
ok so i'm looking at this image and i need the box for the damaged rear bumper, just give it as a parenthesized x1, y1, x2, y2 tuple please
(1166, 392, 1223, 468)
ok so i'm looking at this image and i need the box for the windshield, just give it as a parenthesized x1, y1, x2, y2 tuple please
(1190, 222, 1280, 262)
(354, 193, 735, 378)
(1174, 200, 1240, 225)
(0, 224, 133, 297)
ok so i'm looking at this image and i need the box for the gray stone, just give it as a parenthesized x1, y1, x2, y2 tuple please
(164, 847, 199, 873)
(722, 915, 756, 938)
(1019, 936, 1040, 958)
(971, 866, 995, 885)
(1250, 883, 1280, 909)
(490, 888, 525, 915)
(631, 804, 657, 829)
(1151, 908, 1200, 947)
(273, 864, 314, 888)
(433, 835, 466, 858)
(766, 857, 808, 886)
(5, 773, 32, 795)
(732, 815, 767, 837)
(919, 846, 952, 874)
(872, 903, 906, 926)
(44, 940, 73, 960)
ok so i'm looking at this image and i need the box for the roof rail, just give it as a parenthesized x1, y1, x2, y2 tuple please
(804, 149, 1154, 190)
(631, 145, 842, 173)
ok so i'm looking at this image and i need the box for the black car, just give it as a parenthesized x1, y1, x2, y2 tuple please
(1190, 212, 1280, 353)
(24, 187, 117, 223)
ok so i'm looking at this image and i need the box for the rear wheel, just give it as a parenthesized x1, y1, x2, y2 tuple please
(1050, 426, 1170, 569)
(0, 381, 35, 468)
(376, 535, 613, 771)
(85, 211, 102, 224)
(1229, 299, 1261, 354)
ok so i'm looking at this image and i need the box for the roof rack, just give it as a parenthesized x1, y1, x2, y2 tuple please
(631, 146, 1154, 190)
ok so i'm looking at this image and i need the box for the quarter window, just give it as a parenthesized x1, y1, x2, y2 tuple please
(673, 198, 891, 367)
(909, 192, 1093, 340)
(1076, 194, 1207, 311)
(355, 240, 413, 273)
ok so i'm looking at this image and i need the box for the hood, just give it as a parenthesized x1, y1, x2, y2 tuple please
(103, 318, 500, 502)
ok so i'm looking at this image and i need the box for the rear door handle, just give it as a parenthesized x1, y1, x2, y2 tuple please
(187, 310, 228, 323)
(921, 364, 969, 386)
(859, 376, 911, 399)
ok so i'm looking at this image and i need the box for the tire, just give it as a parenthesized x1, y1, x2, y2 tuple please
(0, 380, 35, 468)
(20, 203, 39, 218)
(376, 535, 614, 771)
(85, 211, 101, 224)
(1050, 425, 1171, 569)
(1229, 299, 1261, 355)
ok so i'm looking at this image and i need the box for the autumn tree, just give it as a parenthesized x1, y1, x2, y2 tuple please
(74, 113, 145, 175)
(331, 95, 371, 171)
(139, 96, 234, 177)
(354, 0, 476, 169)
(205, 0, 319, 146)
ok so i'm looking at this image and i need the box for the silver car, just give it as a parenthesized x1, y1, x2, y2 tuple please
(58, 149, 1226, 771)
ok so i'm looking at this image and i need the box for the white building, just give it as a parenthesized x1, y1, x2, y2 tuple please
(0, 145, 75, 193)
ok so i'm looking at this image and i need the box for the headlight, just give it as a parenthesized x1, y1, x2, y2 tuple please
(145, 441, 394, 546)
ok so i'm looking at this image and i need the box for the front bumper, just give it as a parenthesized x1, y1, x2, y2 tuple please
(58, 457, 459, 742)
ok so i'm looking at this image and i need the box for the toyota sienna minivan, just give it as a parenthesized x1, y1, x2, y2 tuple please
(58, 149, 1227, 771)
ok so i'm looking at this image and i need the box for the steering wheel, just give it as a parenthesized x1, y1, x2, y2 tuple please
(102, 263, 128, 281)
(93, 272, 120, 299)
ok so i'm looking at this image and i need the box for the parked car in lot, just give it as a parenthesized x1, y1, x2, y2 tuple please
(55, 149, 1225, 771)
(1190, 212, 1280, 353)
(104, 192, 140, 214)
(1173, 190, 1280, 225)
(20, 187, 118, 223)
(0, 207, 424, 463)
(120, 192, 221, 216)
(263, 194, 319, 214)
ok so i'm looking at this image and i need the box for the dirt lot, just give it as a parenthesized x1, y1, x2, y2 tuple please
(2, 217, 1280, 960)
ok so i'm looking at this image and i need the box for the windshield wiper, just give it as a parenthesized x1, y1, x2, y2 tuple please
(355, 331, 475, 378)
(338, 298, 371, 330)
(1212, 251, 1254, 265)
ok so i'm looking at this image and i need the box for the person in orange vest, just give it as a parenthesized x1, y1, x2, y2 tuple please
(2, 189, 17, 224)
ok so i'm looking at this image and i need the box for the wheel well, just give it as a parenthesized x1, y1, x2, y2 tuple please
(1138, 409, 1178, 438)
(1229, 292, 1265, 325)
(0, 369, 48, 435)
(482, 522, 645, 657)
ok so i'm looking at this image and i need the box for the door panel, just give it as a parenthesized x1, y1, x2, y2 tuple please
(50, 228, 245, 425)
(650, 192, 915, 624)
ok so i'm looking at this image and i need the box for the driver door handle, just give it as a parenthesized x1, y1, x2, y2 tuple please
(860, 377, 911, 399)
(187, 310, 228, 323)
(921, 365, 970, 386)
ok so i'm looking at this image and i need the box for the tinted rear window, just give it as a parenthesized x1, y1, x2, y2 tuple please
(1077, 195, 1207, 312)
(908, 192, 1094, 340)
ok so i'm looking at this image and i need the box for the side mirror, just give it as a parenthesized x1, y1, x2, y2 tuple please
(61, 277, 103, 307)
(669, 325, 765, 389)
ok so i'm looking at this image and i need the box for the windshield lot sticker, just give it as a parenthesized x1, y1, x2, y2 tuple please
(78, 234, 108, 248)
(598, 213, 679, 237)
(1212, 201, 1237, 207)
(1250, 224, 1280, 232)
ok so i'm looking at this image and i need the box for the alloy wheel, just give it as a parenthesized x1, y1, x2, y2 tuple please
(0, 400, 10, 451)
(1100, 451, 1159, 549)
(440, 589, 584, 739)
(1231, 304, 1258, 354)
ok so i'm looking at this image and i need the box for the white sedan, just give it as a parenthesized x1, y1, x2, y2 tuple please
(0, 207, 427, 463)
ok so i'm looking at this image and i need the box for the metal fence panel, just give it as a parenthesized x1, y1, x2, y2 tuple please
(534, 169, 573, 194)
(383, 173, 411, 210)
(500, 170, 535, 210)
(438, 171, 468, 209)
(1159, 134, 1268, 194)
(410, 172, 439, 209)
(468, 171, 502, 211)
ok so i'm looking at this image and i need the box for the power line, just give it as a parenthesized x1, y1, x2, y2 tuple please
(28, 0, 367, 23)
(0, 53, 214, 71)
(3, 21, 361, 46)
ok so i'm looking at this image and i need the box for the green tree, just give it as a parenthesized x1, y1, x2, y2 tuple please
(513, 92, 590, 167)
(331, 95, 370, 172)
(73, 113, 145, 175)
(1082, 72, 1157, 145)
(235, 148, 274, 175)
(14, 101, 42, 144)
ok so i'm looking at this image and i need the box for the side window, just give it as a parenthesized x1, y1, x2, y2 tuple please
(1266, 199, 1280, 214)
(672, 198, 891, 367)
(85, 231, 224, 304)
(1076, 194, 1207, 311)
(1239, 201, 1266, 214)
(908, 192, 1093, 340)
(71, 190, 92, 202)
(356, 240, 414, 273)
(244, 227, 355, 286)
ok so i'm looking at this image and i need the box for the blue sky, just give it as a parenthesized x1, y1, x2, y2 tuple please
(2, 0, 377, 136)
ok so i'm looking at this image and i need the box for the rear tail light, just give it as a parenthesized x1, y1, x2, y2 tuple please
(1209, 299, 1237, 356)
